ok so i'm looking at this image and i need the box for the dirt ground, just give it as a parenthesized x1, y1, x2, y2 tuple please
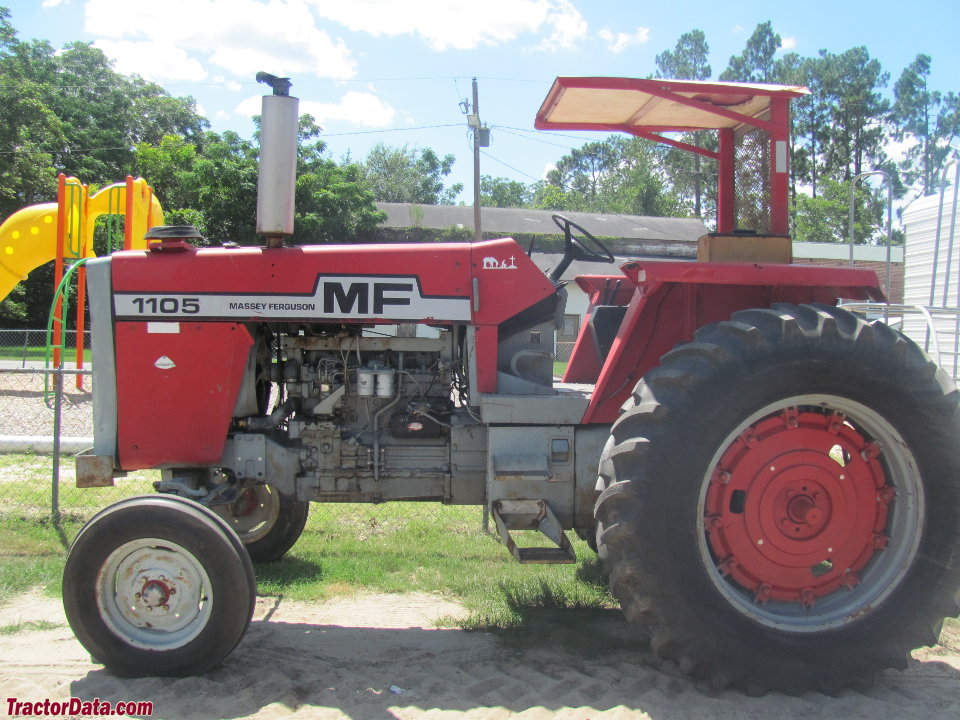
(1, 590, 959, 720)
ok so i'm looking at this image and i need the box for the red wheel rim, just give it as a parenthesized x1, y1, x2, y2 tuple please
(704, 406, 892, 607)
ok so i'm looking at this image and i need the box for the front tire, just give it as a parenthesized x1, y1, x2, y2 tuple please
(63, 495, 256, 677)
(596, 304, 960, 692)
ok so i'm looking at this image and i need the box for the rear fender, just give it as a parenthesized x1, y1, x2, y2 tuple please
(580, 261, 884, 424)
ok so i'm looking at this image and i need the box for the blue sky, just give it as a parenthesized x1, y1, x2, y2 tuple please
(8, 0, 960, 203)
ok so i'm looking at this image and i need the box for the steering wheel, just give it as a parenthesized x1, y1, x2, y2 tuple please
(541, 214, 614, 284)
(552, 214, 614, 264)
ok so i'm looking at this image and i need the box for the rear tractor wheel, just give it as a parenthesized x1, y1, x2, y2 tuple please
(596, 304, 960, 693)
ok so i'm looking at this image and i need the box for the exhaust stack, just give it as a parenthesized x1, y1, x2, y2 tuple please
(256, 72, 298, 247)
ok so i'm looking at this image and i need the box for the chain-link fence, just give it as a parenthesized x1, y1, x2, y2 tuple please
(0, 361, 156, 520)
(0, 328, 90, 366)
(734, 127, 771, 234)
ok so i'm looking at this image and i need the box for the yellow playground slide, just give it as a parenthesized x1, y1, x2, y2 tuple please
(0, 203, 61, 301)
(0, 176, 163, 303)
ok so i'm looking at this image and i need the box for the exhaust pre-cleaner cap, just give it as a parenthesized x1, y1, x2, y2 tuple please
(144, 225, 204, 240)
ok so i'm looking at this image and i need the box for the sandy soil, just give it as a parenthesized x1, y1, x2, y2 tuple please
(1, 590, 960, 720)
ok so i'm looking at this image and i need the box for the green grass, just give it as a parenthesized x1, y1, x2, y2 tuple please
(0, 620, 64, 635)
(0, 453, 158, 603)
(256, 504, 616, 635)
(0, 515, 78, 602)
(0, 453, 616, 637)
(0, 347, 50, 361)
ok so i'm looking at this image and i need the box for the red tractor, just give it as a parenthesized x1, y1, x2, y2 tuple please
(63, 76, 960, 693)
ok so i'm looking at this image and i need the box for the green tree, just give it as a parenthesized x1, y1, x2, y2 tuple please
(655, 29, 714, 220)
(133, 116, 385, 245)
(527, 181, 568, 211)
(893, 54, 960, 196)
(0, 8, 207, 327)
(777, 53, 827, 199)
(39, 41, 204, 183)
(538, 137, 681, 216)
(0, 10, 62, 217)
(545, 140, 619, 205)
(480, 175, 530, 207)
(818, 47, 890, 183)
(294, 116, 384, 242)
(655, 29, 711, 80)
(0, 7, 206, 211)
(720, 21, 781, 83)
(793, 178, 888, 245)
(362, 143, 463, 204)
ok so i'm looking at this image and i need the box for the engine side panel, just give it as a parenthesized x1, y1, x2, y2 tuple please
(114, 321, 253, 469)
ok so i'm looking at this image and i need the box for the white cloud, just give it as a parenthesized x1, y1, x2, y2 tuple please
(84, 0, 355, 81)
(781, 36, 798, 51)
(42, 0, 70, 8)
(308, 0, 584, 51)
(302, 91, 397, 127)
(236, 90, 396, 128)
(539, 0, 588, 51)
(212, 76, 244, 92)
(94, 39, 208, 82)
(235, 95, 262, 118)
(886, 133, 915, 165)
(598, 26, 650, 54)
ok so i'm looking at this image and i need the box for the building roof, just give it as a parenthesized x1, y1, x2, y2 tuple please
(376, 202, 709, 243)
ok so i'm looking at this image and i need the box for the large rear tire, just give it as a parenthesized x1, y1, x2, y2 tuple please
(596, 304, 960, 693)
(63, 495, 256, 677)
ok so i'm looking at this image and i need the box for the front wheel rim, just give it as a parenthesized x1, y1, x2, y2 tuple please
(698, 394, 924, 632)
(95, 538, 214, 650)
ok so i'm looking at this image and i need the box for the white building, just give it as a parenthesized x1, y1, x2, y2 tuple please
(902, 189, 960, 377)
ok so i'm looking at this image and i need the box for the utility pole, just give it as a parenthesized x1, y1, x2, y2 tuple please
(470, 78, 481, 243)
(465, 78, 489, 243)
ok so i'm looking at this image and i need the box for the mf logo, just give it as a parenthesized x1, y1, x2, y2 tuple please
(321, 280, 414, 314)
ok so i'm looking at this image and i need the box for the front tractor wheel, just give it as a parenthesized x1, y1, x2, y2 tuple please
(63, 495, 256, 677)
(596, 304, 960, 693)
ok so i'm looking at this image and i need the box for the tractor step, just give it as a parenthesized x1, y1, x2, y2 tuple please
(491, 499, 576, 564)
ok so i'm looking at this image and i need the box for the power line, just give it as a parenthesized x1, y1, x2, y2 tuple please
(322, 123, 461, 137)
(0, 146, 132, 155)
(479, 150, 541, 182)
(494, 126, 580, 150)
(497, 125, 619, 144)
